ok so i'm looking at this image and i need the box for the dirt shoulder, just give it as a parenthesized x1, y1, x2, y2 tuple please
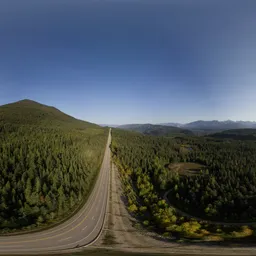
(92, 162, 256, 255)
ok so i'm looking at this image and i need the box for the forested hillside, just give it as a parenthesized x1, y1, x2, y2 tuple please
(0, 99, 98, 129)
(111, 129, 256, 241)
(0, 100, 108, 232)
(208, 129, 256, 141)
(118, 123, 193, 137)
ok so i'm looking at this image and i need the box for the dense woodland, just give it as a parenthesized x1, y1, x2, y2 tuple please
(0, 100, 108, 231)
(209, 129, 256, 141)
(167, 137, 256, 222)
(111, 128, 256, 240)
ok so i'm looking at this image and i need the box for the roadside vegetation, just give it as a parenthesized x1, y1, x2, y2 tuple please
(111, 129, 256, 242)
(0, 100, 108, 232)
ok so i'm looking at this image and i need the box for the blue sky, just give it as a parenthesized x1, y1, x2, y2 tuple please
(0, 0, 256, 124)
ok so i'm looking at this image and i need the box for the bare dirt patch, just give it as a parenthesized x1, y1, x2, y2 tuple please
(168, 162, 206, 176)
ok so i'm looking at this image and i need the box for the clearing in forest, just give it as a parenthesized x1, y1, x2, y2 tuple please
(168, 162, 206, 176)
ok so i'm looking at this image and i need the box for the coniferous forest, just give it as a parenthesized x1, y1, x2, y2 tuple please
(0, 100, 108, 232)
(111, 128, 256, 240)
(2, 99, 256, 242)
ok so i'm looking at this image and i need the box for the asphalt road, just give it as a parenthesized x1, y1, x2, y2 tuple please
(0, 129, 111, 254)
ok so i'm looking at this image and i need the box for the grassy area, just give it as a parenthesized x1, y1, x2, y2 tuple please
(168, 162, 206, 176)
(102, 231, 118, 245)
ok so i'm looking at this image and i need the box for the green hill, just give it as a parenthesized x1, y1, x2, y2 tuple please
(0, 99, 98, 130)
(0, 99, 108, 232)
(208, 128, 256, 140)
(118, 123, 194, 137)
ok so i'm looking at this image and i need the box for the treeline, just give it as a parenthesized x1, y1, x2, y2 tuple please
(209, 129, 256, 141)
(0, 124, 108, 231)
(111, 129, 256, 240)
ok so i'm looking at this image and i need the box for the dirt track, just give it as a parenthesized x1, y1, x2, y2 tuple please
(163, 189, 256, 227)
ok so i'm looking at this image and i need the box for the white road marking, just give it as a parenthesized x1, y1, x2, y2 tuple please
(0, 133, 111, 253)
(82, 226, 88, 231)
(58, 237, 71, 242)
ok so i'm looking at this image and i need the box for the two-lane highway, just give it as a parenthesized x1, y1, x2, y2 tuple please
(0, 129, 111, 254)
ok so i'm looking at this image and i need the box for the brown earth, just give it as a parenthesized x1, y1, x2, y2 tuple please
(168, 162, 206, 176)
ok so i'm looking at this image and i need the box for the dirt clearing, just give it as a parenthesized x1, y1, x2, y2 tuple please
(168, 162, 206, 176)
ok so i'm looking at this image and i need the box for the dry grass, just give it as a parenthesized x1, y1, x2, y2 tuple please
(168, 162, 206, 176)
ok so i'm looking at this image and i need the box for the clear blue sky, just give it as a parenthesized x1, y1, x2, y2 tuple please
(0, 0, 256, 125)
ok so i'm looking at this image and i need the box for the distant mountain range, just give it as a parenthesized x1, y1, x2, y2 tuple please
(181, 120, 256, 130)
(137, 120, 256, 131)
(117, 123, 194, 137)
(99, 124, 119, 128)
(158, 122, 184, 127)
(102, 120, 256, 131)
(110, 120, 256, 137)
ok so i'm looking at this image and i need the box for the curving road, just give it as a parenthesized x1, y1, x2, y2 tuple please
(0, 129, 111, 254)
(164, 189, 256, 226)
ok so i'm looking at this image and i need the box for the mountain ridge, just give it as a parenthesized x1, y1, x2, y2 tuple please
(118, 123, 194, 137)
(116, 120, 256, 131)
(183, 120, 256, 130)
